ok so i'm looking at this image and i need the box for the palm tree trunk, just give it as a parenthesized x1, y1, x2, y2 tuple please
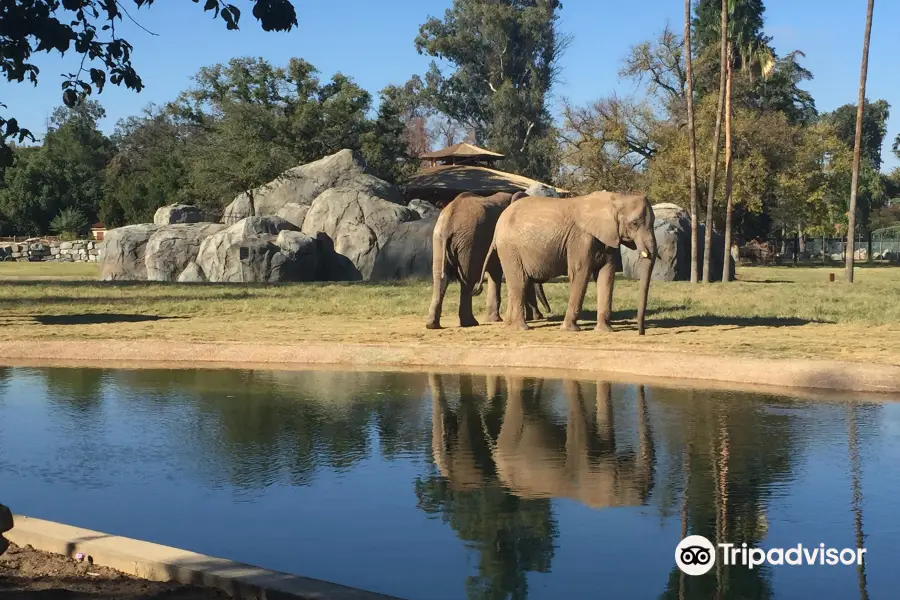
(846, 0, 875, 283)
(685, 0, 700, 284)
(702, 0, 728, 283)
(722, 42, 734, 283)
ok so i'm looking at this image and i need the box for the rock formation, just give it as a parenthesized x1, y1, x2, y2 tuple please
(619, 202, 733, 282)
(99, 149, 433, 283)
(191, 216, 321, 283)
(220, 149, 405, 224)
(153, 203, 206, 225)
(370, 216, 437, 281)
(144, 223, 226, 281)
(300, 187, 419, 280)
(99, 224, 162, 281)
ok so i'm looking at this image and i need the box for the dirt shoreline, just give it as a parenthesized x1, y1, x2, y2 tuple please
(0, 542, 230, 599)
(3, 338, 900, 398)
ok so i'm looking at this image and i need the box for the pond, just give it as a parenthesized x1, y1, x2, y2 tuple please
(0, 366, 898, 599)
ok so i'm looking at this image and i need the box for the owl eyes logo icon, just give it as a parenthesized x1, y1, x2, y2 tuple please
(675, 535, 717, 576)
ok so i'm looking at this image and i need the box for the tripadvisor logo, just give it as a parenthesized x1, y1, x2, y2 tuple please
(675, 536, 866, 576)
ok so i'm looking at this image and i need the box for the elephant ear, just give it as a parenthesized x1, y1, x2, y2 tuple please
(575, 192, 621, 248)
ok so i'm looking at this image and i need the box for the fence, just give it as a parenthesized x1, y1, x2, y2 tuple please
(761, 235, 900, 264)
(0, 235, 62, 244)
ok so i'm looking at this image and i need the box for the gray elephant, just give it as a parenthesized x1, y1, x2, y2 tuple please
(426, 191, 551, 329)
(475, 191, 657, 334)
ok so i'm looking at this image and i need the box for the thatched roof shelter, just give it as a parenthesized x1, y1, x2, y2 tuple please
(419, 142, 505, 168)
(405, 164, 569, 206)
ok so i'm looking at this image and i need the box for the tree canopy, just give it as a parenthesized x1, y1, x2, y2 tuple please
(2, 0, 898, 246)
(0, 0, 298, 166)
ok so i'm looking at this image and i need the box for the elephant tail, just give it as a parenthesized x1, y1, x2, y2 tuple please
(471, 238, 496, 297)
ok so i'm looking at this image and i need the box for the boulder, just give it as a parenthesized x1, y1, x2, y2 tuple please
(195, 216, 320, 283)
(99, 224, 162, 281)
(177, 262, 206, 283)
(221, 149, 406, 224)
(620, 203, 733, 282)
(407, 199, 440, 219)
(275, 202, 310, 228)
(301, 187, 420, 280)
(145, 223, 225, 282)
(370, 216, 437, 281)
(524, 182, 561, 198)
(273, 230, 319, 281)
(153, 203, 207, 225)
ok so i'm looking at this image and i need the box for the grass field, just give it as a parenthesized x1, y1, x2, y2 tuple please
(1, 261, 898, 365)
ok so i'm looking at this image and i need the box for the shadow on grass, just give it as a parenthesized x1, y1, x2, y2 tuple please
(29, 314, 187, 326)
(534, 306, 829, 330)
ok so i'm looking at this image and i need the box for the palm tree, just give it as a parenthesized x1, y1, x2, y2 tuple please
(685, 0, 700, 284)
(846, 0, 876, 283)
(701, 0, 728, 283)
(721, 4, 774, 283)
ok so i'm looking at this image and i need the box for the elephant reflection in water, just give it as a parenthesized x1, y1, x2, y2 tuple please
(429, 373, 655, 509)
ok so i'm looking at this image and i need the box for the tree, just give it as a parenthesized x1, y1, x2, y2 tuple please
(414, 0, 569, 182)
(170, 57, 379, 215)
(50, 206, 89, 238)
(846, 0, 876, 283)
(361, 87, 417, 185)
(684, 0, 701, 283)
(721, 1, 775, 282)
(558, 95, 658, 194)
(102, 105, 192, 226)
(0, 0, 298, 166)
(185, 101, 294, 217)
(828, 99, 890, 171)
(0, 100, 114, 234)
(701, 0, 727, 283)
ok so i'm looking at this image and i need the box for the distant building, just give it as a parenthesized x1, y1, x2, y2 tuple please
(406, 142, 568, 206)
(90, 222, 107, 241)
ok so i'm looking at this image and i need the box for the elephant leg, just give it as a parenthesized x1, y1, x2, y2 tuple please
(484, 257, 503, 323)
(458, 287, 479, 328)
(426, 244, 451, 329)
(524, 284, 537, 321)
(595, 257, 615, 332)
(561, 262, 591, 331)
(505, 272, 530, 331)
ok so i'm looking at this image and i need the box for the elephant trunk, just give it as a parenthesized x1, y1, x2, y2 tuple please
(635, 235, 656, 336)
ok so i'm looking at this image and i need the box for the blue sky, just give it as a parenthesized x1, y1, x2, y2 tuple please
(2, 0, 898, 171)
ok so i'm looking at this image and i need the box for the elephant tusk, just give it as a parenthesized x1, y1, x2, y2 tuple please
(640, 251, 649, 259)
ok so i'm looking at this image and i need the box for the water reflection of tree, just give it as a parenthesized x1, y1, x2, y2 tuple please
(656, 390, 801, 600)
(42, 367, 106, 413)
(108, 368, 430, 490)
(415, 373, 558, 600)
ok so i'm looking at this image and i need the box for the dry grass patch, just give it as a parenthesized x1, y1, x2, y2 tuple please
(1, 262, 898, 365)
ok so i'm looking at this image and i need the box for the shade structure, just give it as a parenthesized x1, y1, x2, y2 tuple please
(404, 164, 569, 206)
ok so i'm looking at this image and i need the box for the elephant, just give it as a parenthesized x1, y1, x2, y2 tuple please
(474, 191, 657, 334)
(427, 373, 655, 510)
(426, 191, 551, 330)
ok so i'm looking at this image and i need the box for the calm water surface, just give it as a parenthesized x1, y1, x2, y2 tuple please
(1, 366, 899, 599)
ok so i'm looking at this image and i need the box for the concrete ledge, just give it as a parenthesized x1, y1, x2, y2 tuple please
(6, 515, 403, 600)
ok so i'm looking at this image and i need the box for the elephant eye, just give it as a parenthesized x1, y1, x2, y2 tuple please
(630, 218, 642, 228)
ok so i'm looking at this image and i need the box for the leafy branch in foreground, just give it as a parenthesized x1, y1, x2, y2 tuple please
(0, 0, 298, 164)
